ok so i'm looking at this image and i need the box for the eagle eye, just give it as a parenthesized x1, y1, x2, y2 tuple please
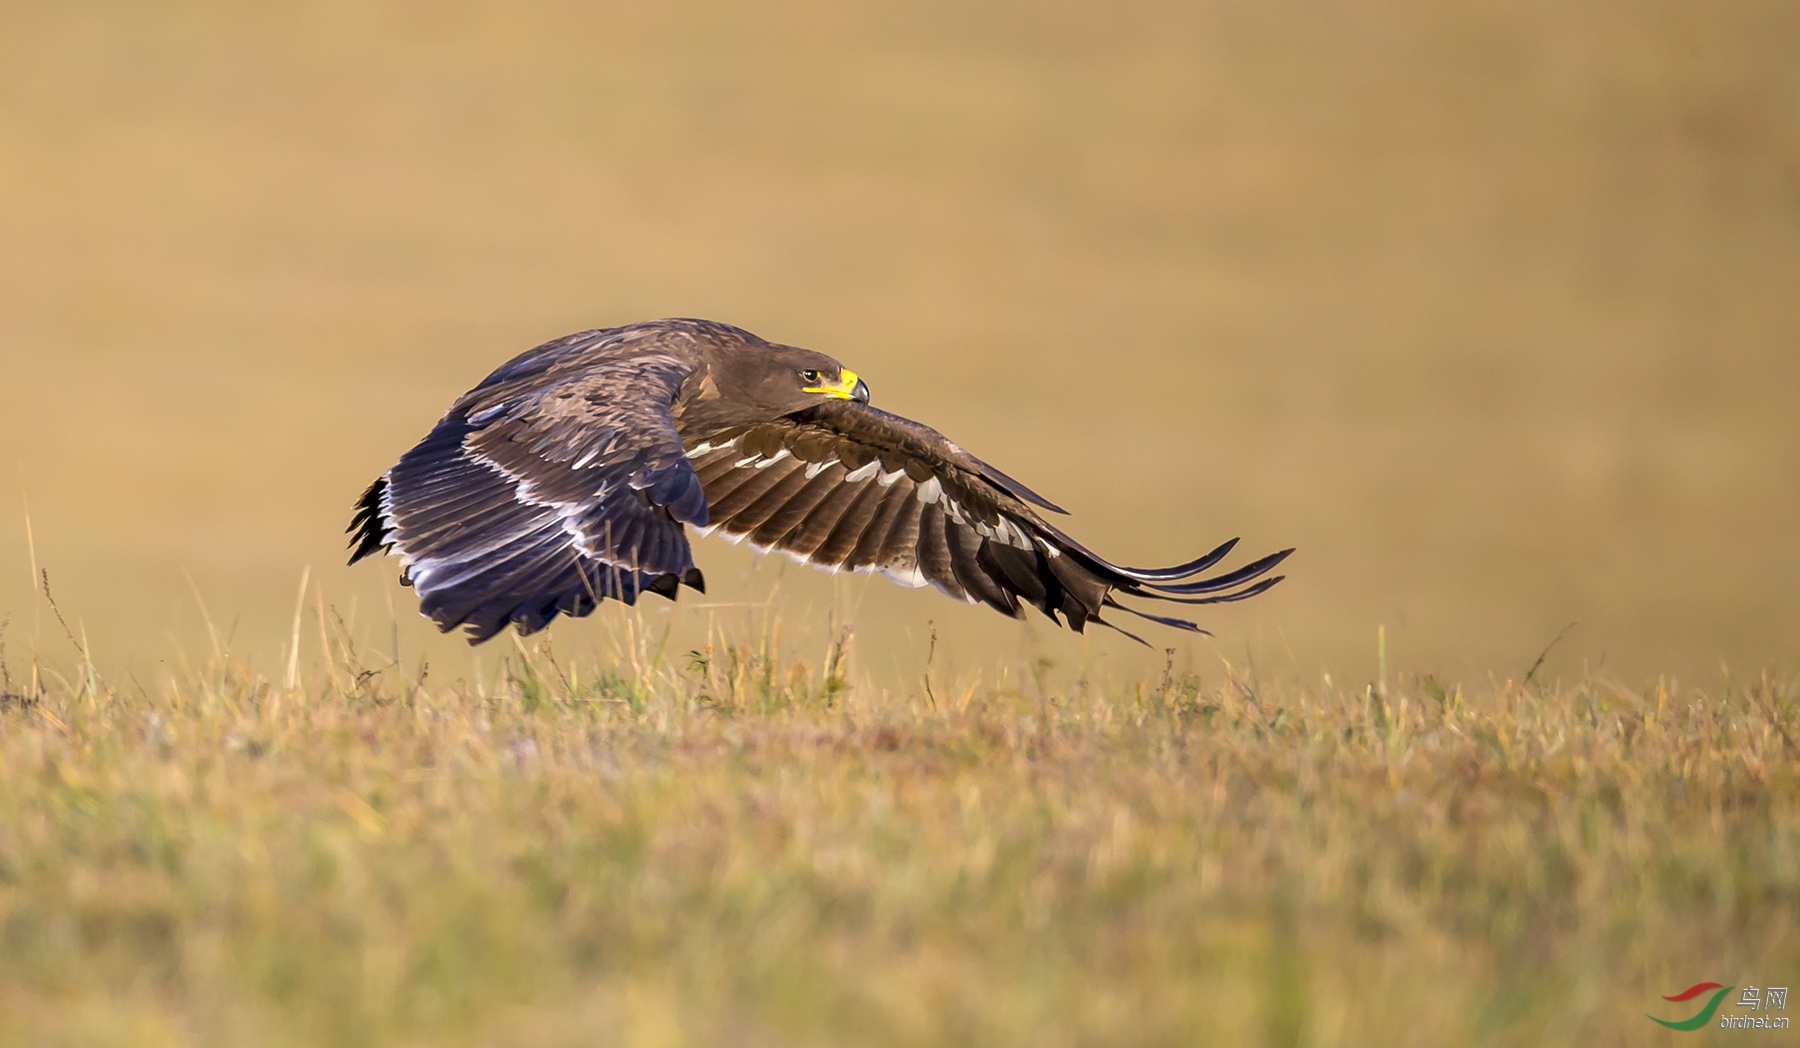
(800, 369, 822, 384)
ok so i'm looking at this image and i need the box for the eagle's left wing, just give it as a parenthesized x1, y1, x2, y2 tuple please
(684, 399, 1290, 642)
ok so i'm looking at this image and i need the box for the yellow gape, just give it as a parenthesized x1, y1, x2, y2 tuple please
(803, 368, 862, 399)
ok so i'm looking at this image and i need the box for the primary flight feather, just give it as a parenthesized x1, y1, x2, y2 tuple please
(348, 318, 1291, 644)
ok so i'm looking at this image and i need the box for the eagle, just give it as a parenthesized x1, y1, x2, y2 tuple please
(348, 318, 1290, 644)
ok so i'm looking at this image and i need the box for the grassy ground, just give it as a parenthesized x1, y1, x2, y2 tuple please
(1, 606, 1793, 1047)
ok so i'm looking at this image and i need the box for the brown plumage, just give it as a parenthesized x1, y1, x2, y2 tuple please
(348, 318, 1291, 643)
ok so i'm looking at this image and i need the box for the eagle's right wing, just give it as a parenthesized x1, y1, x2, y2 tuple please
(348, 340, 705, 643)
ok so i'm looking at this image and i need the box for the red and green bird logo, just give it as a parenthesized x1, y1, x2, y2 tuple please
(1647, 983, 1733, 1031)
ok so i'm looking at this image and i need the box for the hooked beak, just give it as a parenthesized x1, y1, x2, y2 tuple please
(805, 368, 871, 403)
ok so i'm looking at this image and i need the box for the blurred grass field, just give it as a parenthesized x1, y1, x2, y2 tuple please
(2, 1, 1799, 1044)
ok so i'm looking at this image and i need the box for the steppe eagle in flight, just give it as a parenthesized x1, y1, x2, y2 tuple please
(348, 318, 1290, 643)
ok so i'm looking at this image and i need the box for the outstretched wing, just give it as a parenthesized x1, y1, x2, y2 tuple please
(348, 347, 707, 643)
(684, 400, 1291, 642)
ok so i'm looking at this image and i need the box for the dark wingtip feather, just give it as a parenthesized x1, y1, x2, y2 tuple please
(1155, 574, 1287, 606)
(1103, 598, 1214, 636)
(1089, 613, 1151, 647)
(1103, 537, 1241, 582)
(977, 461, 1068, 515)
(1139, 547, 1295, 595)
(346, 476, 390, 565)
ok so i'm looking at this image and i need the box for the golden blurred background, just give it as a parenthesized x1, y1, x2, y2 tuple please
(1, 0, 1795, 687)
